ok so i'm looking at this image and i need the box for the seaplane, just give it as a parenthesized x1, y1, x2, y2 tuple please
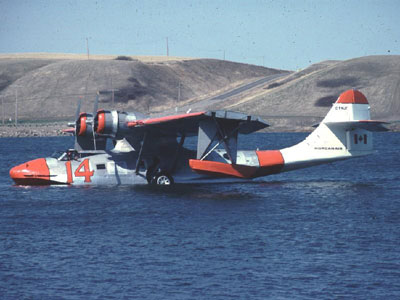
(10, 89, 388, 186)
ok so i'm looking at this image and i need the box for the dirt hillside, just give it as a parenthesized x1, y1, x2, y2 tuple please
(0, 54, 286, 121)
(222, 55, 400, 129)
(1, 54, 399, 134)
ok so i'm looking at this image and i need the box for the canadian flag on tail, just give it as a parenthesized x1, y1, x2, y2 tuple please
(354, 133, 368, 144)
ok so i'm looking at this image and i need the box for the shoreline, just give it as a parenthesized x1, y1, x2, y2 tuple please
(1, 122, 397, 138)
(0, 122, 312, 137)
(0, 123, 69, 138)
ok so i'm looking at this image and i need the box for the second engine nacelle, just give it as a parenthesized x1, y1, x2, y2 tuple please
(94, 110, 148, 137)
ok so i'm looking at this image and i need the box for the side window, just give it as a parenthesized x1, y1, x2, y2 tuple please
(96, 164, 106, 170)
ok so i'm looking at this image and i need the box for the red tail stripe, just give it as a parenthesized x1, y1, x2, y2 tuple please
(256, 150, 284, 167)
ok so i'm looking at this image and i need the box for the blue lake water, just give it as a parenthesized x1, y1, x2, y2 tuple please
(1, 132, 400, 299)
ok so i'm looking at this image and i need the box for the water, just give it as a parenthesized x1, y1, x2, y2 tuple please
(1, 133, 400, 299)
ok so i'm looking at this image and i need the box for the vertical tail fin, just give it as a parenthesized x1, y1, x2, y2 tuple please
(280, 89, 388, 171)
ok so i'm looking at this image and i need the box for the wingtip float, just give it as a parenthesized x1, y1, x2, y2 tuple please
(10, 89, 389, 186)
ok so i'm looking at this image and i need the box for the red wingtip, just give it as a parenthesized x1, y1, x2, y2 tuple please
(337, 89, 369, 104)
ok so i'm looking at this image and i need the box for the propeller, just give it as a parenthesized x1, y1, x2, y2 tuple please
(65, 94, 106, 151)
(65, 97, 83, 150)
(66, 97, 82, 129)
(76, 97, 82, 121)
(91, 93, 99, 150)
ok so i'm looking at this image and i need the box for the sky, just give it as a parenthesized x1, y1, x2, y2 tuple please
(1, 0, 399, 70)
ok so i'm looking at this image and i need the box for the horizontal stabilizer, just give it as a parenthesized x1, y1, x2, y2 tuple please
(324, 120, 389, 132)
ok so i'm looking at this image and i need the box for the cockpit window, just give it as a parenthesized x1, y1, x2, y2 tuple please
(51, 151, 66, 158)
(54, 150, 103, 161)
(55, 152, 68, 161)
(55, 150, 80, 161)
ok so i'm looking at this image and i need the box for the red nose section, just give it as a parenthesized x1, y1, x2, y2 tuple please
(10, 158, 51, 185)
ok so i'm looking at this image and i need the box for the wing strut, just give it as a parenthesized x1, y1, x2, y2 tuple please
(215, 118, 239, 164)
(168, 134, 186, 174)
(135, 132, 148, 174)
(197, 117, 242, 164)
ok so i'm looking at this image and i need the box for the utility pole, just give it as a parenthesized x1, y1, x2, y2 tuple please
(166, 37, 169, 57)
(223, 50, 225, 60)
(86, 37, 90, 60)
(15, 89, 18, 126)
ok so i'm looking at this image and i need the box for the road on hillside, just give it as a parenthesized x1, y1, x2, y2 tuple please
(166, 73, 288, 115)
(209, 73, 285, 101)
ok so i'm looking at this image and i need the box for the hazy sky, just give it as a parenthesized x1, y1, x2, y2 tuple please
(1, 0, 399, 70)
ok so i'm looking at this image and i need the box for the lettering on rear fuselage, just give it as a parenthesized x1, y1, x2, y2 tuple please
(314, 146, 343, 150)
(335, 106, 348, 111)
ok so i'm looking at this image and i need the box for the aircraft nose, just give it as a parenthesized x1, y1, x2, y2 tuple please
(10, 158, 51, 185)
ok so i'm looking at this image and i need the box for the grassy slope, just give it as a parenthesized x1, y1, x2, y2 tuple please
(229, 55, 400, 122)
(0, 54, 284, 121)
(1, 54, 398, 132)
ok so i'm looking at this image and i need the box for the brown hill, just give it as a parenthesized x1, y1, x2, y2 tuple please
(0, 54, 286, 121)
(1, 54, 399, 133)
(220, 55, 400, 129)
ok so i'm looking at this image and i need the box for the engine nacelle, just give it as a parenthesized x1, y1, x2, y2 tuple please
(75, 113, 94, 137)
(94, 110, 148, 137)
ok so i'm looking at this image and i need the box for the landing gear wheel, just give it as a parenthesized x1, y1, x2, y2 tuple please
(151, 171, 174, 185)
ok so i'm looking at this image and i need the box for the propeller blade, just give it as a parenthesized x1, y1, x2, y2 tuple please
(93, 93, 99, 116)
(75, 98, 82, 121)
(73, 97, 84, 150)
(92, 94, 99, 151)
